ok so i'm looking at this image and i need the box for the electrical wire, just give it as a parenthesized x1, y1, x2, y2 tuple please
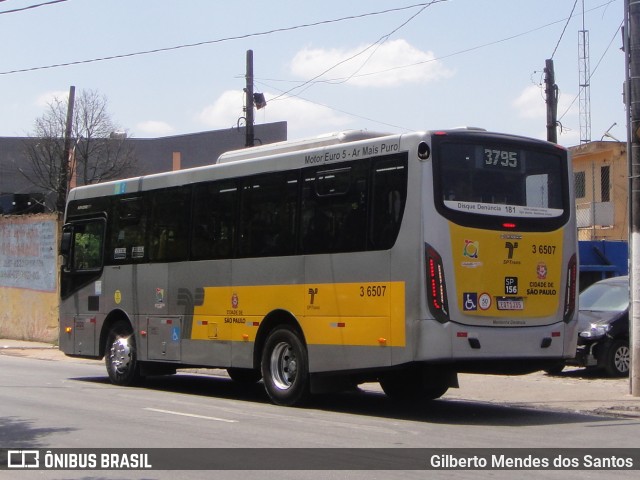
(254, 79, 413, 132)
(0, 0, 68, 15)
(260, 0, 617, 91)
(558, 21, 623, 123)
(0, 2, 442, 75)
(550, 0, 579, 59)
(269, 1, 442, 102)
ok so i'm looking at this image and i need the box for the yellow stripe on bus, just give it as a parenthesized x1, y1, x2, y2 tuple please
(191, 282, 406, 347)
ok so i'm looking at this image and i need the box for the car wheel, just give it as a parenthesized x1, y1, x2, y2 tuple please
(603, 339, 630, 377)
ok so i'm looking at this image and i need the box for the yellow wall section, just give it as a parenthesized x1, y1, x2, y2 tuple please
(191, 282, 406, 347)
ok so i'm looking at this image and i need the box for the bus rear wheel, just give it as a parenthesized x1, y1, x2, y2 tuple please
(261, 326, 310, 406)
(105, 321, 141, 386)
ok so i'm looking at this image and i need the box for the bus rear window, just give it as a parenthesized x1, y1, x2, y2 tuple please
(438, 142, 565, 219)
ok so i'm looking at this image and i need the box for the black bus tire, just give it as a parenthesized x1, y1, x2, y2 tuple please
(261, 326, 310, 406)
(105, 320, 141, 386)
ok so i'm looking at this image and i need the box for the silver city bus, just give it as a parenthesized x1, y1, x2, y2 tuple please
(59, 129, 578, 406)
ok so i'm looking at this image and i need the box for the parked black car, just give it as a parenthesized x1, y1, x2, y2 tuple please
(566, 275, 630, 377)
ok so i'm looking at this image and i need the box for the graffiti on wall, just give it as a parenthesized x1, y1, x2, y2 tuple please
(0, 220, 56, 292)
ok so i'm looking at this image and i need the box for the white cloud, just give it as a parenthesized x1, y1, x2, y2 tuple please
(198, 90, 246, 129)
(35, 90, 69, 107)
(198, 89, 352, 139)
(513, 85, 578, 121)
(512, 85, 545, 119)
(290, 39, 453, 88)
(135, 120, 175, 137)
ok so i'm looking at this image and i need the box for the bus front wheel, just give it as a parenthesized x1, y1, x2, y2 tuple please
(105, 321, 141, 386)
(261, 326, 310, 406)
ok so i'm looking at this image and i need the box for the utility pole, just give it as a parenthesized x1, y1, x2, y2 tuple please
(245, 50, 255, 148)
(626, 0, 640, 396)
(544, 59, 558, 143)
(56, 85, 75, 213)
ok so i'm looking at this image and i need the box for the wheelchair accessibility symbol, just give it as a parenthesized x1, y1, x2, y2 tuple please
(463, 293, 477, 311)
(171, 326, 180, 342)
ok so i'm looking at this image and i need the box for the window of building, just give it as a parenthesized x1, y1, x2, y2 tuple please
(601, 166, 610, 202)
(574, 171, 586, 199)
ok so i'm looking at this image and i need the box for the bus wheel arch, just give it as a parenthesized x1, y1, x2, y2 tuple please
(253, 310, 305, 370)
(99, 310, 134, 358)
(255, 310, 310, 406)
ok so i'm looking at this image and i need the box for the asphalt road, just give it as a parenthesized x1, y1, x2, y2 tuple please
(1, 354, 639, 480)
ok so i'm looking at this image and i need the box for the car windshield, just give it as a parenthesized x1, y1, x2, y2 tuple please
(579, 282, 629, 312)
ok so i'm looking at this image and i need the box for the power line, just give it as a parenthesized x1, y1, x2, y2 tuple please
(269, 1, 443, 102)
(254, 79, 413, 132)
(0, 2, 441, 75)
(550, 0, 579, 59)
(558, 21, 623, 123)
(258, 2, 621, 133)
(0, 0, 68, 15)
(260, 1, 617, 90)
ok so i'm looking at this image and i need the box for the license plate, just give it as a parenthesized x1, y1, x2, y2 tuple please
(496, 297, 524, 310)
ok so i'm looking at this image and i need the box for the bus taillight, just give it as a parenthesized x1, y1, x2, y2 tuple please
(563, 253, 577, 322)
(426, 243, 449, 323)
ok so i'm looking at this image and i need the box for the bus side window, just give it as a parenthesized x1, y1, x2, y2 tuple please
(108, 196, 146, 263)
(70, 221, 105, 271)
(147, 187, 190, 262)
(370, 156, 407, 250)
(192, 181, 238, 260)
(238, 172, 298, 258)
(302, 163, 367, 254)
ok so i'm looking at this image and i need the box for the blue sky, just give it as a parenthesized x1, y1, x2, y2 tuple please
(0, 0, 626, 147)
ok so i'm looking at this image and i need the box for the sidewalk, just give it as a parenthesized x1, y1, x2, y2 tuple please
(2, 338, 640, 419)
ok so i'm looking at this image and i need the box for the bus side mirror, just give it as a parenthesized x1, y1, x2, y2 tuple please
(60, 229, 72, 256)
(60, 228, 73, 268)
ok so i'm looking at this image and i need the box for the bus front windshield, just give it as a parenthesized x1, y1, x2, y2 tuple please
(438, 142, 566, 220)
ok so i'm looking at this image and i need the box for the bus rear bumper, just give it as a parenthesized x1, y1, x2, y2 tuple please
(415, 319, 579, 373)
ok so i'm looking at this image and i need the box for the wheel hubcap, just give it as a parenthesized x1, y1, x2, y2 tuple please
(110, 337, 132, 374)
(614, 345, 630, 374)
(270, 341, 297, 391)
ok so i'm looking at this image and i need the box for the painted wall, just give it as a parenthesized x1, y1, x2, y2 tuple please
(0, 214, 59, 342)
(569, 141, 628, 241)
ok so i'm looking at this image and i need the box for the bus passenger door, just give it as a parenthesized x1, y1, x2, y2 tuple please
(59, 218, 106, 357)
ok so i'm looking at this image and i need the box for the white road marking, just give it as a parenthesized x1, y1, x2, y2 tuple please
(144, 407, 238, 423)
